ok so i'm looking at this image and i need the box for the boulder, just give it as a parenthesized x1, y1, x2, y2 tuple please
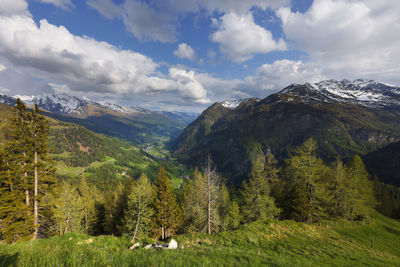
(129, 242, 141, 250)
(143, 244, 152, 249)
(168, 239, 178, 249)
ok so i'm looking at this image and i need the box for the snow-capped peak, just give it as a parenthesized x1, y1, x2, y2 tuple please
(13, 95, 35, 103)
(100, 102, 128, 113)
(279, 79, 400, 108)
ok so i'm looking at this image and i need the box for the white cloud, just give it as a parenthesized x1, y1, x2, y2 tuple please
(174, 43, 196, 61)
(86, 0, 122, 19)
(0, 0, 29, 16)
(169, 67, 210, 104)
(0, 3, 210, 104)
(87, 0, 177, 43)
(277, 0, 400, 83)
(246, 59, 324, 91)
(0, 63, 6, 72)
(87, 0, 290, 43)
(211, 12, 286, 63)
(38, 0, 75, 11)
(168, 0, 290, 14)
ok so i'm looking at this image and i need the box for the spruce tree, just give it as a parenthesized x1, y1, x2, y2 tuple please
(121, 173, 154, 241)
(182, 169, 207, 233)
(345, 155, 376, 219)
(153, 166, 181, 239)
(241, 155, 280, 223)
(283, 138, 327, 222)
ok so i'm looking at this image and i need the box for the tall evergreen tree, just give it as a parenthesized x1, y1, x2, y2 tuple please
(219, 184, 241, 231)
(182, 169, 208, 233)
(241, 155, 280, 223)
(153, 166, 181, 239)
(345, 155, 376, 219)
(121, 173, 154, 241)
(78, 177, 98, 234)
(283, 138, 327, 222)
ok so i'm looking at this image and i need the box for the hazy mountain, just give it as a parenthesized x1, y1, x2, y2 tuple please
(3, 93, 198, 144)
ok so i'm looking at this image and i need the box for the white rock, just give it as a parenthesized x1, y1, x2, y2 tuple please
(143, 244, 152, 249)
(129, 242, 141, 250)
(168, 239, 178, 249)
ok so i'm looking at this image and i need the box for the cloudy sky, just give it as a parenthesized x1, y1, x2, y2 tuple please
(0, 0, 399, 111)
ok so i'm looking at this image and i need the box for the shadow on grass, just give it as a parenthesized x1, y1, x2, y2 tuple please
(0, 252, 19, 267)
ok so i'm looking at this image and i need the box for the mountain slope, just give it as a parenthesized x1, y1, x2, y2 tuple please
(3, 93, 195, 144)
(0, 103, 189, 186)
(172, 79, 400, 183)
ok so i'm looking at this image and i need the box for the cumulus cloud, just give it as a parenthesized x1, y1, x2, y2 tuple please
(277, 0, 400, 83)
(211, 12, 286, 63)
(174, 43, 196, 61)
(0, 0, 29, 16)
(87, 0, 177, 43)
(246, 59, 325, 91)
(169, 67, 210, 104)
(87, 0, 290, 43)
(38, 0, 75, 11)
(0, 2, 210, 104)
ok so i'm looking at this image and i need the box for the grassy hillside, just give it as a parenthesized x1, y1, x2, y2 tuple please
(0, 212, 399, 266)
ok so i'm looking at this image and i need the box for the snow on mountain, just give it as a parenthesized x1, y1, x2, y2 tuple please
(99, 102, 129, 113)
(33, 94, 88, 114)
(13, 95, 35, 104)
(0, 94, 16, 106)
(220, 98, 259, 109)
(279, 79, 400, 108)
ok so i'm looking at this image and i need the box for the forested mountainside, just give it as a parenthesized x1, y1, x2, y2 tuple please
(172, 79, 400, 184)
(0, 103, 189, 187)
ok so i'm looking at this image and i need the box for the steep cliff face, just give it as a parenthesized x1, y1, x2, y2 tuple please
(172, 80, 400, 183)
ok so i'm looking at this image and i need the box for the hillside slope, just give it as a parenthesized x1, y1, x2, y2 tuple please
(0, 212, 399, 266)
(173, 80, 400, 183)
(0, 103, 189, 186)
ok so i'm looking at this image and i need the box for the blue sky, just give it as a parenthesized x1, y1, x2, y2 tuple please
(0, 0, 399, 111)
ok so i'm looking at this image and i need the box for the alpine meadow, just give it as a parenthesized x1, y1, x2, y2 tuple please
(1, 0, 400, 266)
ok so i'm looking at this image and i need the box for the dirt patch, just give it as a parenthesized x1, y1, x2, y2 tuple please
(77, 141, 90, 153)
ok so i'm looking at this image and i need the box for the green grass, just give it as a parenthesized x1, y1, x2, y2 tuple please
(1, 212, 399, 266)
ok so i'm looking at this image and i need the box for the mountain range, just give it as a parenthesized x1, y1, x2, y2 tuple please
(172, 79, 400, 184)
(0, 93, 198, 144)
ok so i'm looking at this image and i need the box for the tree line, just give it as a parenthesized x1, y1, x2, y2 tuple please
(0, 101, 377, 243)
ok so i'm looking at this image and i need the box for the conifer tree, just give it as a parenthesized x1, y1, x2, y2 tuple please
(345, 155, 376, 219)
(182, 169, 207, 233)
(283, 138, 327, 222)
(241, 155, 280, 223)
(0, 144, 34, 242)
(79, 177, 97, 234)
(219, 185, 241, 231)
(153, 166, 181, 239)
(51, 181, 84, 235)
(121, 173, 154, 241)
(327, 160, 349, 218)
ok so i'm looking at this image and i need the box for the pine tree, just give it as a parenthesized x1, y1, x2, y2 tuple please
(345, 155, 376, 219)
(326, 160, 349, 218)
(78, 177, 97, 234)
(219, 185, 241, 231)
(283, 138, 327, 222)
(30, 104, 57, 238)
(121, 173, 154, 241)
(241, 155, 280, 223)
(153, 166, 181, 239)
(0, 144, 34, 242)
(51, 181, 84, 235)
(182, 169, 208, 233)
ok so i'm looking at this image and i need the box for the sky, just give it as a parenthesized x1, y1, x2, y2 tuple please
(0, 0, 400, 112)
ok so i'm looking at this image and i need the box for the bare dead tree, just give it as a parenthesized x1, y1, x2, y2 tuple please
(202, 154, 221, 234)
